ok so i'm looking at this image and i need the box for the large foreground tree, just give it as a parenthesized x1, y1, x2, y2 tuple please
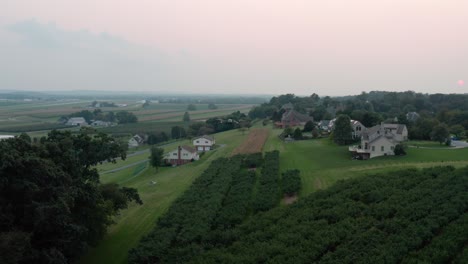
(0, 130, 142, 264)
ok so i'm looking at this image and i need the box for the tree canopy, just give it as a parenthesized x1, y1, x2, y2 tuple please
(0, 131, 142, 263)
(333, 115, 353, 145)
(150, 147, 165, 170)
(183, 111, 190, 122)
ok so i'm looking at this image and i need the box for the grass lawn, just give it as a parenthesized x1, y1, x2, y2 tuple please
(79, 129, 248, 264)
(264, 127, 468, 196)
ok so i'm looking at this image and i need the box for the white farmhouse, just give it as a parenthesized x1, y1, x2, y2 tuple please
(128, 138, 139, 148)
(164, 146, 200, 166)
(349, 123, 408, 159)
(192, 135, 215, 151)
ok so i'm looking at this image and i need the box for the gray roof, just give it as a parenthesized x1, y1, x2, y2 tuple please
(362, 123, 407, 140)
(196, 135, 214, 141)
(68, 117, 86, 122)
(181, 145, 197, 153)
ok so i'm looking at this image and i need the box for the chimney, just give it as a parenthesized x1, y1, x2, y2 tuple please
(177, 146, 182, 166)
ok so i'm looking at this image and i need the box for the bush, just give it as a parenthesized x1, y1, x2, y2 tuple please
(282, 169, 301, 196)
(394, 144, 406, 155)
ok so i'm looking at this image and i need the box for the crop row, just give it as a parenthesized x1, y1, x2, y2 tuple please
(281, 169, 301, 196)
(128, 156, 243, 263)
(253, 150, 280, 213)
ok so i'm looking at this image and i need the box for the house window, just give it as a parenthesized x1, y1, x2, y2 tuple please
(381, 146, 384, 152)
(372, 146, 375, 151)
(364, 143, 368, 150)
(205, 141, 208, 143)
(173, 153, 177, 156)
(196, 140, 199, 143)
(391, 146, 394, 150)
(183, 153, 188, 156)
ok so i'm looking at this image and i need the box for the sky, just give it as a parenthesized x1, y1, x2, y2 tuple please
(0, 0, 467, 96)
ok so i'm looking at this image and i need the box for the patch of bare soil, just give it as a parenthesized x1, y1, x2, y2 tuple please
(283, 195, 298, 205)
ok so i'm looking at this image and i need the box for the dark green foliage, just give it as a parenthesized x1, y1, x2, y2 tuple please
(128, 156, 245, 263)
(303, 120, 314, 132)
(394, 144, 406, 155)
(431, 123, 450, 144)
(450, 124, 465, 138)
(401, 213, 468, 264)
(171, 126, 186, 139)
(0, 131, 141, 263)
(147, 132, 169, 145)
(183, 111, 191, 122)
(116, 111, 138, 124)
(206, 111, 249, 133)
(241, 153, 264, 168)
(149, 147, 164, 170)
(69, 109, 94, 123)
(213, 170, 256, 229)
(187, 104, 197, 111)
(293, 127, 303, 139)
(333, 115, 353, 145)
(281, 169, 301, 196)
(253, 151, 280, 213)
(192, 166, 468, 263)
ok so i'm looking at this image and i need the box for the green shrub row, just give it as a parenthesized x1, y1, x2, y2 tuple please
(253, 150, 280, 213)
(128, 156, 243, 263)
(281, 169, 301, 196)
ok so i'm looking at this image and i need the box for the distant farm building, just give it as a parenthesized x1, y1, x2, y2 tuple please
(193, 135, 215, 151)
(349, 123, 408, 160)
(91, 120, 112, 127)
(164, 146, 200, 166)
(275, 103, 313, 128)
(128, 134, 145, 148)
(66, 117, 88, 126)
(0, 135, 14, 141)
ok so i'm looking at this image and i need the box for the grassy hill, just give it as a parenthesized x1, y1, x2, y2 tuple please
(81, 124, 468, 263)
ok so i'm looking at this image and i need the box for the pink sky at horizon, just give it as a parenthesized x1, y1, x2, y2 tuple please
(0, 0, 467, 95)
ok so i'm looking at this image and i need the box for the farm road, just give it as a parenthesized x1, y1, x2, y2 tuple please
(408, 140, 468, 149)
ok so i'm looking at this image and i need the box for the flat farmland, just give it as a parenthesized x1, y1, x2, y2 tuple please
(0, 100, 254, 134)
(232, 128, 269, 155)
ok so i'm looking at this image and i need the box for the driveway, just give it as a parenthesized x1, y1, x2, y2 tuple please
(451, 140, 468, 148)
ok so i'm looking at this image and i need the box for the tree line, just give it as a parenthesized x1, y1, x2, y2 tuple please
(249, 91, 468, 141)
(65, 109, 138, 124)
(0, 131, 142, 264)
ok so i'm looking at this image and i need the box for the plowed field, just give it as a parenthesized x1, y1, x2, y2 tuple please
(232, 128, 269, 155)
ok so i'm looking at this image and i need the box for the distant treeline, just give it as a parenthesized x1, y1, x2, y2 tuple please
(249, 91, 468, 139)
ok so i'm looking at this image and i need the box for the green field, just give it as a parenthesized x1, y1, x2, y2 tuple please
(80, 124, 468, 263)
(264, 128, 468, 196)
